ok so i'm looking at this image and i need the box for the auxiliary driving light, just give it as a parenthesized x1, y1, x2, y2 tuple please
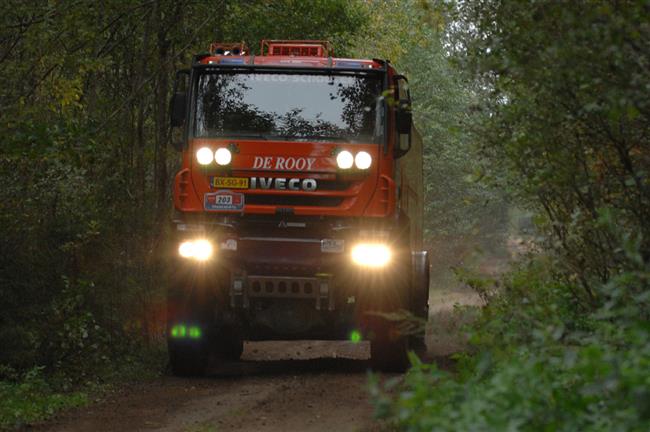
(336, 150, 354, 169)
(354, 151, 372, 169)
(351, 243, 392, 268)
(196, 147, 214, 165)
(215, 147, 232, 165)
(178, 239, 214, 261)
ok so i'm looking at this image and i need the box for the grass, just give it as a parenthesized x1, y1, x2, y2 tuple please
(0, 371, 87, 431)
(0, 344, 167, 430)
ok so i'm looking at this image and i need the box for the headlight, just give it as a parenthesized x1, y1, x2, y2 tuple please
(355, 151, 372, 169)
(178, 241, 195, 258)
(196, 147, 214, 165)
(215, 148, 232, 165)
(336, 150, 354, 169)
(178, 239, 214, 261)
(351, 243, 392, 267)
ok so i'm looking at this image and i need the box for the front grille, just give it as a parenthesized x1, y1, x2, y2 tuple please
(240, 275, 334, 310)
(246, 195, 343, 207)
(248, 263, 316, 276)
(247, 276, 320, 298)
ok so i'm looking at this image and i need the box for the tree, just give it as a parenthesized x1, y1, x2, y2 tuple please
(456, 0, 650, 304)
(0, 0, 368, 376)
(352, 0, 507, 270)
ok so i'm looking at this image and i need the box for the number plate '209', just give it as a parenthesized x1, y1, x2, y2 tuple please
(204, 191, 244, 211)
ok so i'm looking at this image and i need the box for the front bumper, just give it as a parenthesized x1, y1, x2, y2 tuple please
(230, 274, 334, 310)
(172, 216, 408, 311)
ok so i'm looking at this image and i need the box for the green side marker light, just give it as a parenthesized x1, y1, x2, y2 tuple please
(171, 324, 187, 338)
(189, 326, 202, 339)
(349, 330, 362, 344)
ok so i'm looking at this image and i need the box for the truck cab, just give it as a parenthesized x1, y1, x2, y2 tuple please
(167, 41, 429, 374)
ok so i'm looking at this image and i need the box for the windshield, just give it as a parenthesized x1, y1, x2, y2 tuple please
(194, 72, 384, 143)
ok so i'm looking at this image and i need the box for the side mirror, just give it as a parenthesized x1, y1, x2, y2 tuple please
(170, 70, 190, 151)
(396, 101, 412, 134)
(395, 127, 412, 158)
(170, 92, 187, 128)
(393, 75, 412, 158)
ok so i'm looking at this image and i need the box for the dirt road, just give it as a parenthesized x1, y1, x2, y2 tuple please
(33, 287, 480, 432)
(35, 342, 386, 432)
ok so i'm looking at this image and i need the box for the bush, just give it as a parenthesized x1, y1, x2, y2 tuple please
(0, 367, 87, 430)
(374, 256, 650, 431)
(372, 2, 650, 429)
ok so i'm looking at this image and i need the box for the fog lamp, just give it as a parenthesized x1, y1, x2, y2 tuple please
(351, 243, 392, 268)
(178, 239, 214, 261)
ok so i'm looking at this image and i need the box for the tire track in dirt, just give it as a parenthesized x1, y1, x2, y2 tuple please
(33, 286, 483, 432)
(34, 342, 385, 432)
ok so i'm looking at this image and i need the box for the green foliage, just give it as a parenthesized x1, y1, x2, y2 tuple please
(380, 333, 650, 431)
(376, 250, 650, 431)
(352, 0, 508, 269)
(223, 0, 367, 57)
(455, 0, 650, 297)
(373, 1, 650, 430)
(0, 367, 87, 430)
(0, 1, 369, 424)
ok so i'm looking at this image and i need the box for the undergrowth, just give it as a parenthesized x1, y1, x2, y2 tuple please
(372, 253, 650, 431)
(0, 367, 87, 430)
(0, 344, 165, 431)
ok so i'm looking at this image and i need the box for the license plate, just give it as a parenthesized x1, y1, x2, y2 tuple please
(211, 177, 249, 189)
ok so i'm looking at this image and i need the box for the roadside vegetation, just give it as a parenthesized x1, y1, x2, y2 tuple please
(0, 1, 366, 429)
(0, 368, 87, 428)
(371, 2, 650, 430)
(2, 0, 648, 431)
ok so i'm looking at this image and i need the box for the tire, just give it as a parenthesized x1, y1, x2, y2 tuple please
(356, 255, 412, 372)
(409, 251, 430, 353)
(411, 251, 430, 320)
(214, 326, 244, 361)
(168, 341, 208, 376)
(166, 273, 214, 377)
(368, 316, 410, 372)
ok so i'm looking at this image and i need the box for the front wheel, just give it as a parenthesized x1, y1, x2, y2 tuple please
(168, 340, 208, 376)
(367, 315, 409, 372)
(214, 326, 244, 361)
(355, 260, 412, 372)
(166, 278, 213, 377)
(409, 251, 430, 353)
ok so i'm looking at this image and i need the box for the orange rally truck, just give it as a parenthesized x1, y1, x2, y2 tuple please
(167, 41, 429, 374)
